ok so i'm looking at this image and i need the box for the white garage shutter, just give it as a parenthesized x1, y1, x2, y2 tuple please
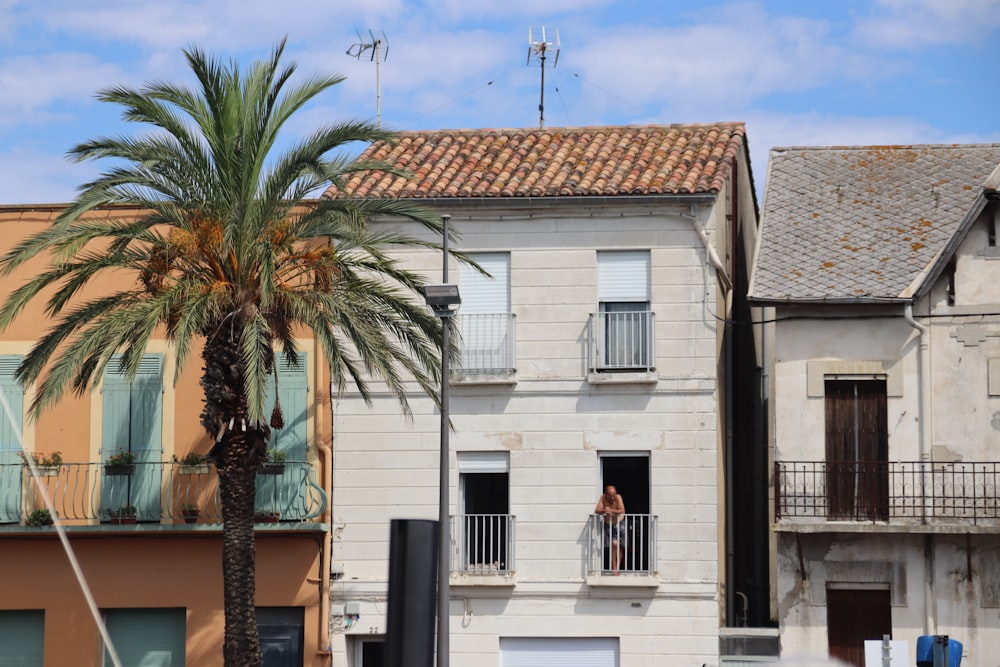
(501, 637, 619, 667)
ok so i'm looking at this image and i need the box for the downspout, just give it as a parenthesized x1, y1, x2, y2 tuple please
(686, 197, 735, 625)
(904, 302, 935, 635)
(318, 443, 333, 656)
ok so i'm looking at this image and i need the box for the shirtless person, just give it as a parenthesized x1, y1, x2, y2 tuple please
(595, 485, 626, 574)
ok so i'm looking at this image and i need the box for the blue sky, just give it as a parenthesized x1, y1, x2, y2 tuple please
(1, 0, 998, 203)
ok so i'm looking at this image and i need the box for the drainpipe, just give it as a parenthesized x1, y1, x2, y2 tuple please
(904, 303, 935, 635)
(317, 443, 333, 656)
(685, 200, 735, 624)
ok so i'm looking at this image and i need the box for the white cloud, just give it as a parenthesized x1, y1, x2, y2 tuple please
(853, 0, 1000, 49)
(0, 52, 124, 115)
(0, 147, 97, 204)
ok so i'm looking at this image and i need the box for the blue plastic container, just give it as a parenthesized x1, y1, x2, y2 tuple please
(916, 635, 962, 667)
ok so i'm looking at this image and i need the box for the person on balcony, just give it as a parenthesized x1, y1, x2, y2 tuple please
(595, 485, 626, 574)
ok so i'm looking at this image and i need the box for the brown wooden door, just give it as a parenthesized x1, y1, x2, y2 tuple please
(827, 588, 891, 667)
(825, 379, 889, 520)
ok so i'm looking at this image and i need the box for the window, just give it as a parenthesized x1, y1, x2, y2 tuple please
(825, 379, 888, 520)
(101, 354, 163, 522)
(593, 251, 652, 371)
(0, 355, 23, 524)
(0, 610, 44, 666)
(457, 452, 511, 573)
(103, 608, 185, 666)
(258, 607, 304, 667)
(457, 253, 514, 374)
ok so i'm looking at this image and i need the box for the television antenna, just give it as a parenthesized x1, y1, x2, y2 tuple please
(347, 30, 389, 128)
(527, 26, 560, 130)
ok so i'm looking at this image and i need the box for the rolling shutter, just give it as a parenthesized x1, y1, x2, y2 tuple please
(0, 610, 44, 666)
(104, 608, 185, 667)
(459, 253, 510, 314)
(501, 637, 619, 667)
(598, 251, 649, 302)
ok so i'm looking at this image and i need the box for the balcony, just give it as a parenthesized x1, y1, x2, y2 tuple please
(775, 461, 1000, 531)
(453, 313, 516, 378)
(587, 311, 655, 374)
(0, 459, 327, 530)
(586, 513, 658, 585)
(450, 513, 515, 585)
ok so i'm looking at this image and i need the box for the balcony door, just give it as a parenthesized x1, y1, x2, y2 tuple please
(458, 253, 511, 373)
(597, 251, 651, 370)
(256, 352, 308, 519)
(101, 354, 163, 522)
(600, 453, 651, 572)
(825, 378, 888, 520)
(458, 452, 510, 572)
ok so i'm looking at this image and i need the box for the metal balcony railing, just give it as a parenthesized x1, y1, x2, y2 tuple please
(0, 459, 327, 527)
(775, 461, 1000, 524)
(587, 513, 657, 575)
(587, 311, 655, 372)
(454, 313, 516, 374)
(451, 513, 515, 574)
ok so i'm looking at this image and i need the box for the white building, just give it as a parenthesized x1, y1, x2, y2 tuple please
(325, 125, 765, 667)
(750, 144, 1000, 666)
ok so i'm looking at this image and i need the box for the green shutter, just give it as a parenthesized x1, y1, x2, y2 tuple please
(0, 610, 44, 666)
(101, 355, 163, 521)
(0, 356, 23, 524)
(258, 353, 308, 517)
(104, 608, 185, 667)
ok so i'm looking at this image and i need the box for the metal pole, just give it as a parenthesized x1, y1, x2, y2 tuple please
(437, 213, 452, 667)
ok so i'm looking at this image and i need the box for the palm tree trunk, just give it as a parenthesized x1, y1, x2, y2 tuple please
(201, 333, 268, 667)
(218, 440, 263, 667)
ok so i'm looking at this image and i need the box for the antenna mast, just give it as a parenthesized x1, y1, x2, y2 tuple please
(347, 30, 389, 128)
(527, 26, 560, 130)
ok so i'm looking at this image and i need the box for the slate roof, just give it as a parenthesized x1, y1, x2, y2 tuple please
(749, 144, 1000, 303)
(323, 124, 746, 200)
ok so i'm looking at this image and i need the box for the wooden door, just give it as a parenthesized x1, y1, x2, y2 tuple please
(827, 588, 891, 667)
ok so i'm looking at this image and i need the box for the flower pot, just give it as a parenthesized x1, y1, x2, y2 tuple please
(105, 464, 135, 476)
(177, 463, 210, 475)
(259, 463, 285, 475)
(34, 466, 59, 477)
(181, 510, 200, 524)
(254, 512, 281, 524)
(110, 515, 137, 525)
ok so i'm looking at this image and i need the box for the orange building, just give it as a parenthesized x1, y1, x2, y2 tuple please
(0, 205, 334, 666)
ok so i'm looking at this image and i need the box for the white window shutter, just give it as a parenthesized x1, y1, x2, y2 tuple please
(459, 253, 510, 314)
(598, 251, 649, 302)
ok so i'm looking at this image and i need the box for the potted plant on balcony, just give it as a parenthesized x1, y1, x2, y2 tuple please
(259, 449, 286, 475)
(253, 510, 281, 524)
(25, 508, 54, 527)
(20, 451, 62, 476)
(108, 504, 138, 525)
(104, 450, 136, 476)
(174, 451, 210, 475)
(180, 503, 201, 524)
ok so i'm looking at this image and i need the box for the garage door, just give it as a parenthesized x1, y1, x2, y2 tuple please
(500, 637, 619, 667)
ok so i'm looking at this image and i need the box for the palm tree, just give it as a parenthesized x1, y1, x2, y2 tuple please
(0, 40, 445, 667)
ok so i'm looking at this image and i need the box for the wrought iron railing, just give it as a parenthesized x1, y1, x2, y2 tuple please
(451, 513, 515, 574)
(587, 311, 655, 371)
(454, 313, 516, 374)
(0, 460, 327, 527)
(587, 513, 657, 575)
(775, 461, 1000, 524)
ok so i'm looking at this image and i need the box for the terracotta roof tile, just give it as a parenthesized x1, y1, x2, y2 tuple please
(325, 124, 745, 200)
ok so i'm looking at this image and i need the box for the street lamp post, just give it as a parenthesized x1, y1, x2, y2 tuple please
(423, 214, 459, 667)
